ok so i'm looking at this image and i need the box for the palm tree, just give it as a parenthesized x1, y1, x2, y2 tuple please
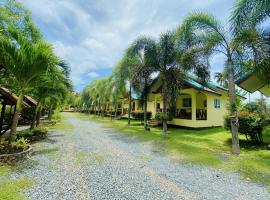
(214, 72, 228, 88)
(231, 0, 270, 32)
(231, 0, 270, 84)
(127, 37, 158, 131)
(156, 32, 180, 134)
(156, 31, 210, 134)
(175, 12, 267, 154)
(0, 32, 56, 141)
(31, 67, 71, 128)
(114, 56, 136, 126)
(110, 69, 126, 119)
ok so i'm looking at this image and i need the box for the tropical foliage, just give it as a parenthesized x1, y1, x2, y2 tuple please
(0, 1, 72, 142)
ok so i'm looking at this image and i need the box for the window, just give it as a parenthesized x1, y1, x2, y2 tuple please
(183, 98, 192, 107)
(157, 103, 160, 109)
(214, 99, 221, 108)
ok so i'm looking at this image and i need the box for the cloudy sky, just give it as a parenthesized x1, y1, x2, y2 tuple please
(18, 0, 266, 100)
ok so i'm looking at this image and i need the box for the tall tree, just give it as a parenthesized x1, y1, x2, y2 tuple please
(176, 12, 267, 154)
(127, 37, 158, 131)
(114, 56, 137, 126)
(0, 32, 56, 141)
(231, 0, 270, 84)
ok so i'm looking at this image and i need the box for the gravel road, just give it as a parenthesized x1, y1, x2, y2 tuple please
(12, 112, 270, 200)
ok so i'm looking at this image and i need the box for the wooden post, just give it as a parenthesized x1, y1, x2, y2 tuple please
(0, 100, 7, 133)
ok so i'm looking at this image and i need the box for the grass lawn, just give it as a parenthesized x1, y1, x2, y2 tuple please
(0, 165, 32, 200)
(76, 113, 270, 187)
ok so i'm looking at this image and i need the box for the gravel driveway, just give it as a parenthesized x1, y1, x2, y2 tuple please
(12, 112, 270, 200)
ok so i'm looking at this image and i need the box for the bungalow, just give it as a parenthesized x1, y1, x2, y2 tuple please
(147, 77, 232, 128)
(120, 92, 141, 117)
(235, 71, 270, 97)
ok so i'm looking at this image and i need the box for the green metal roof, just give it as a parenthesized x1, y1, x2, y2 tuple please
(184, 79, 221, 95)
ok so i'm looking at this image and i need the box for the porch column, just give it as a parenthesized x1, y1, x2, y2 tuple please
(191, 92, 196, 122)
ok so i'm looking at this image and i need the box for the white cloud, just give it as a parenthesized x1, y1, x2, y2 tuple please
(20, 0, 235, 91)
(87, 72, 100, 78)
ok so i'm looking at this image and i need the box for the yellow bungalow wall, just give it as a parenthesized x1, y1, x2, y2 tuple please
(147, 87, 229, 128)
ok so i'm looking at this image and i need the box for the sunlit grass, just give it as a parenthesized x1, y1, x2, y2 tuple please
(0, 165, 33, 200)
(77, 113, 270, 186)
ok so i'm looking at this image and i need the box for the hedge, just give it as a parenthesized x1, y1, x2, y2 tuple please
(225, 112, 265, 144)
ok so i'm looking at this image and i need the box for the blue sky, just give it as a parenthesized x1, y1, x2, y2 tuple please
(18, 0, 266, 100)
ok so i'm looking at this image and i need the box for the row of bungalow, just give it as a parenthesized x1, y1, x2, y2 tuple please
(88, 76, 245, 128)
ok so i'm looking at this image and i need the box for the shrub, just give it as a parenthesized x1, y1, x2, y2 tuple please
(17, 127, 48, 141)
(131, 110, 152, 120)
(0, 138, 30, 154)
(11, 138, 29, 151)
(155, 112, 171, 121)
(225, 112, 265, 144)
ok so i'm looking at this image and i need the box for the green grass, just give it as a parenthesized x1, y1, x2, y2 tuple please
(49, 122, 73, 131)
(0, 165, 33, 200)
(77, 113, 270, 187)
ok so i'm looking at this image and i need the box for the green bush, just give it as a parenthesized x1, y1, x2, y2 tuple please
(0, 138, 29, 154)
(17, 127, 48, 141)
(155, 112, 171, 121)
(225, 112, 265, 144)
(11, 138, 29, 151)
(131, 110, 152, 120)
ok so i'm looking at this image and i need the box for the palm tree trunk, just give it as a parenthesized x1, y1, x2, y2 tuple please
(128, 84, 131, 126)
(162, 94, 168, 134)
(144, 93, 148, 131)
(228, 61, 240, 155)
(36, 106, 42, 127)
(31, 98, 42, 129)
(9, 93, 23, 142)
(48, 106, 53, 120)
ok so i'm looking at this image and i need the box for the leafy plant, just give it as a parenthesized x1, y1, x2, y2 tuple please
(225, 112, 266, 144)
(11, 138, 29, 151)
(17, 127, 48, 141)
(155, 112, 171, 122)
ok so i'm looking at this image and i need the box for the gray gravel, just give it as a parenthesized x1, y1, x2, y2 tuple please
(12, 112, 270, 200)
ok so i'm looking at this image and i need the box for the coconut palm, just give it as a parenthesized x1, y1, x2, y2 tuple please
(127, 37, 158, 131)
(0, 32, 56, 141)
(175, 12, 267, 154)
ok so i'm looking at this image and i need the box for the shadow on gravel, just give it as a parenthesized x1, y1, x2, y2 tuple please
(108, 133, 142, 144)
(33, 147, 59, 156)
(13, 159, 39, 172)
(49, 134, 65, 138)
(41, 136, 59, 144)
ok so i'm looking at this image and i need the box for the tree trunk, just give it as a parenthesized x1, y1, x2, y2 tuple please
(228, 61, 240, 155)
(162, 94, 168, 134)
(31, 99, 41, 129)
(144, 93, 148, 131)
(48, 106, 53, 120)
(114, 105, 117, 119)
(9, 93, 23, 142)
(128, 84, 131, 126)
(162, 79, 168, 134)
(36, 104, 42, 127)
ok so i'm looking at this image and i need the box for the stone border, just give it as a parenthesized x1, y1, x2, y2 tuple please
(0, 145, 33, 160)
